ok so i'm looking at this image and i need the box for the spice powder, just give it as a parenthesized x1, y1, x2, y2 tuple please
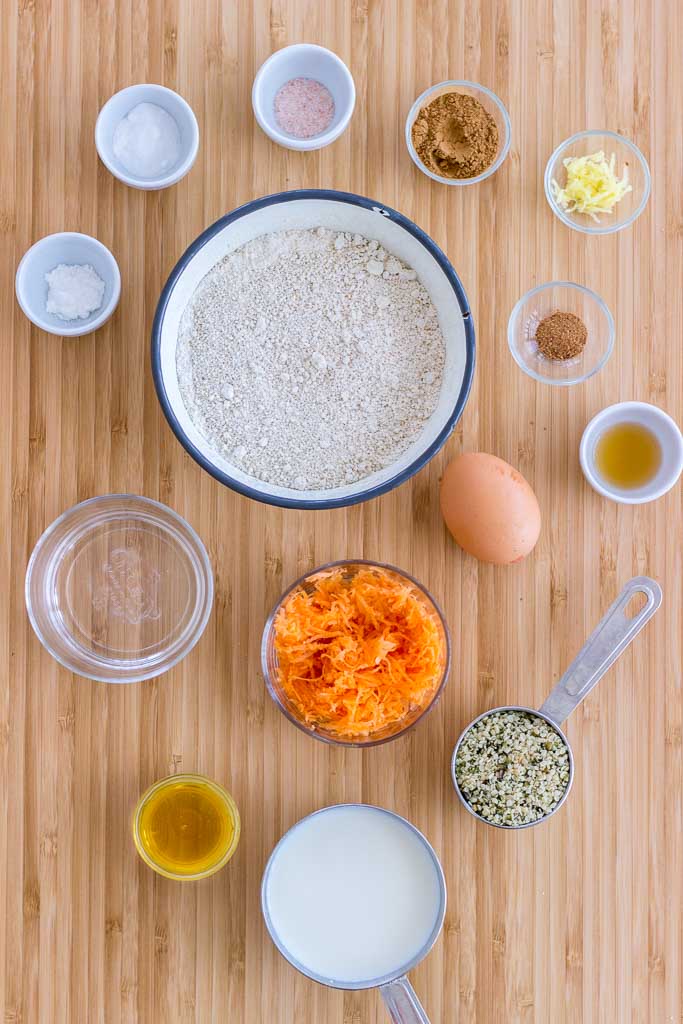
(411, 91, 499, 179)
(535, 310, 588, 360)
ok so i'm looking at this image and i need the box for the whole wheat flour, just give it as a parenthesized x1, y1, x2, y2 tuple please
(176, 228, 446, 490)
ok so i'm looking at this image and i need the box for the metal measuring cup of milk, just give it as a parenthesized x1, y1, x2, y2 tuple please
(451, 576, 662, 829)
(261, 804, 446, 1024)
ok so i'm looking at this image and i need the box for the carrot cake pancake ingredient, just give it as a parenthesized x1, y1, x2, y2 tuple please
(45, 263, 105, 321)
(411, 91, 498, 179)
(177, 228, 445, 491)
(274, 78, 335, 138)
(455, 710, 571, 827)
(551, 151, 632, 221)
(272, 565, 447, 739)
(535, 310, 587, 360)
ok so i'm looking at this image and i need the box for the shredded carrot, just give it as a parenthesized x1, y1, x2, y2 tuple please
(273, 566, 446, 739)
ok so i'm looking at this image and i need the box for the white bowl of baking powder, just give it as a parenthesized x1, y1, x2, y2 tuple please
(95, 84, 199, 190)
(152, 190, 475, 510)
(16, 232, 121, 337)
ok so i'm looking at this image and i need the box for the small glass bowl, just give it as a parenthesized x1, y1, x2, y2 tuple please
(25, 494, 213, 683)
(544, 130, 651, 235)
(508, 281, 615, 386)
(405, 80, 511, 186)
(261, 560, 451, 747)
(132, 773, 241, 880)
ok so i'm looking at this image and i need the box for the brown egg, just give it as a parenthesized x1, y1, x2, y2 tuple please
(440, 453, 541, 564)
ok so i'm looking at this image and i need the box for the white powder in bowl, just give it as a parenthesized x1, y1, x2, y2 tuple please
(112, 102, 181, 179)
(45, 263, 105, 321)
(176, 228, 446, 491)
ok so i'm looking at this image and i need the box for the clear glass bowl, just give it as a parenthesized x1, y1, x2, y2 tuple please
(25, 494, 213, 683)
(405, 80, 511, 186)
(508, 281, 615, 386)
(544, 130, 651, 235)
(261, 560, 451, 747)
(132, 773, 241, 880)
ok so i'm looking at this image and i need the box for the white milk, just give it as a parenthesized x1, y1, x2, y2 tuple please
(263, 805, 444, 984)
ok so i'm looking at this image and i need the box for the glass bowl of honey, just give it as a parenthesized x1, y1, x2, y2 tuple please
(132, 774, 241, 880)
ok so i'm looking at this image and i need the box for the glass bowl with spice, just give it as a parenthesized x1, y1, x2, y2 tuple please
(544, 130, 651, 235)
(405, 80, 511, 186)
(507, 281, 614, 386)
(261, 560, 450, 747)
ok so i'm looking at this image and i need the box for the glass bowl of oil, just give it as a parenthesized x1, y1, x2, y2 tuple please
(580, 401, 683, 504)
(25, 495, 213, 683)
(508, 281, 614, 386)
(133, 774, 241, 880)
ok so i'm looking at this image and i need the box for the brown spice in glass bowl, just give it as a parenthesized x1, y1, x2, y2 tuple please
(411, 92, 498, 180)
(535, 310, 588, 360)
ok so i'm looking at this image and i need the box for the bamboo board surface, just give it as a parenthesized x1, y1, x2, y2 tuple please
(1, 0, 681, 1021)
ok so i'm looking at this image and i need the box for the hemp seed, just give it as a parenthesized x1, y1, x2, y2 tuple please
(455, 710, 571, 827)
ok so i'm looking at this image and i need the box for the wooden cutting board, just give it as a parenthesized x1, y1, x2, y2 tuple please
(0, 0, 680, 1021)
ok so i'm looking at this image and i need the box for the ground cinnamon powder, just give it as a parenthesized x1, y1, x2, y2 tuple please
(535, 311, 588, 360)
(411, 91, 499, 179)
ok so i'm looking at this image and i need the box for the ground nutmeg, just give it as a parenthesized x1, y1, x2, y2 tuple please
(411, 91, 499, 180)
(535, 310, 588, 360)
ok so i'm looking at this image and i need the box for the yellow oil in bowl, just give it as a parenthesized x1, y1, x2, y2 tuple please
(594, 421, 662, 489)
(133, 774, 240, 880)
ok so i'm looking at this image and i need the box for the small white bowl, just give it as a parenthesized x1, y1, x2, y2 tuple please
(95, 84, 199, 190)
(252, 44, 355, 151)
(15, 232, 121, 337)
(405, 80, 511, 186)
(580, 402, 683, 504)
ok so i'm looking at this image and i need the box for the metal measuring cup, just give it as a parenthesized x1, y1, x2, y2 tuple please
(451, 577, 662, 829)
(261, 804, 446, 1024)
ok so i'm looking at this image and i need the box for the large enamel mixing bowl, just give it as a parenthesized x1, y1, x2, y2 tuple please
(152, 189, 475, 510)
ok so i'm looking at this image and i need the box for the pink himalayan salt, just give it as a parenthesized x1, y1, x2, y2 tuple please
(274, 77, 335, 139)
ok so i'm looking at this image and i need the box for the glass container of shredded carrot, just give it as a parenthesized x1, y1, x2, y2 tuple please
(261, 561, 450, 746)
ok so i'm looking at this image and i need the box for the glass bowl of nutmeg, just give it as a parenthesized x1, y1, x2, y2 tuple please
(405, 80, 511, 186)
(508, 281, 615, 387)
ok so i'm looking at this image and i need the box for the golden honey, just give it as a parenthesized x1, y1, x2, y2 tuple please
(133, 774, 240, 879)
(594, 422, 662, 489)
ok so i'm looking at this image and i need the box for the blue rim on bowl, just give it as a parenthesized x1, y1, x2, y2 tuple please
(543, 129, 651, 235)
(151, 189, 476, 510)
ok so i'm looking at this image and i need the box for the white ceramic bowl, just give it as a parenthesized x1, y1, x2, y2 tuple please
(15, 232, 121, 337)
(252, 44, 355, 151)
(152, 189, 475, 510)
(544, 130, 651, 235)
(95, 84, 199, 190)
(405, 80, 511, 186)
(580, 402, 683, 504)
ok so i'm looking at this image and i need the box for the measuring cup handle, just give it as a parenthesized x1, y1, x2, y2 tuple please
(380, 976, 431, 1024)
(539, 576, 662, 726)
